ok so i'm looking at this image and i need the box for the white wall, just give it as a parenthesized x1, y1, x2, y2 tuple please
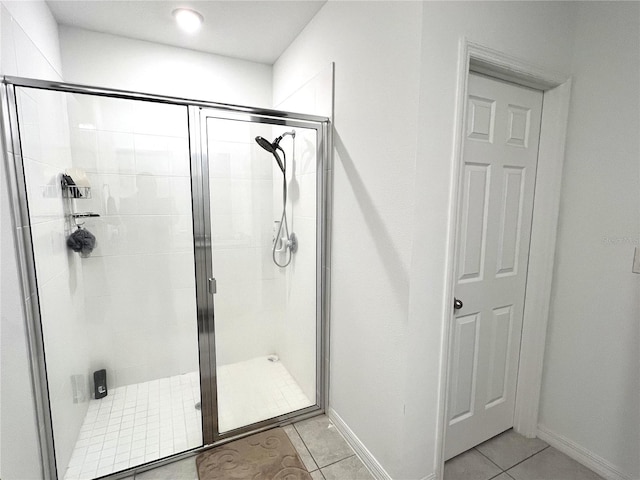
(538, 3, 640, 479)
(0, 2, 68, 479)
(275, 2, 581, 478)
(5, 3, 638, 480)
(59, 26, 272, 109)
(275, 3, 424, 477)
(407, 3, 577, 478)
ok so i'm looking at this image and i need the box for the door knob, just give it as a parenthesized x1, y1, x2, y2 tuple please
(454, 297, 463, 310)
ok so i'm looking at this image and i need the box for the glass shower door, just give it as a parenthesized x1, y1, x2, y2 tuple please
(13, 86, 203, 480)
(202, 112, 321, 435)
(7, 77, 328, 480)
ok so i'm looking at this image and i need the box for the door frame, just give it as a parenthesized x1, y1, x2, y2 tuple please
(436, 39, 572, 477)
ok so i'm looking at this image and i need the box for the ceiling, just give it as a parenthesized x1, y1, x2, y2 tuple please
(46, 1, 326, 65)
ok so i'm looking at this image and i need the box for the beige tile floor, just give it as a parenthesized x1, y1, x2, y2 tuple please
(124, 415, 373, 480)
(122, 422, 605, 480)
(444, 429, 604, 480)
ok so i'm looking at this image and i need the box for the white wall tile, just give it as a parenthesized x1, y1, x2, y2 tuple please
(1, 6, 18, 76)
(167, 137, 190, 177)
(134, 134, 171, 175)
(30, 219, 71, 285)
(133, 175, 172, 215)
(69, 127, 98, 172)
(206, 118, 252, 143)
(12, 17, 60, 80)
(170, 177, 192, 216)
(94, 97, 135, 134)
(292, 128, 318, 176)
(39, 271, 90, 474)
(272, 77, 323, 415)
(291, 172, 317, 219)
(97, 131, 135, 174)
(2, 0, 62, 75)
(132, 102, 188, 138)
(210, 151, 231, 178)
(71, 94, 200, 392)
(170, 214, 195, 252)
(22, 157, 65, 224)
(2, 5, 86, 477)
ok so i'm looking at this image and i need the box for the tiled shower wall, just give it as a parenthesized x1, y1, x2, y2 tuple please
(67, 95, 200, 389)
(207, 118, 281, 366)
(16, 85, 90, 479)
(271, 125, 318, 404)
(273, 65, 334, 404)
(1, 4, 94, 476)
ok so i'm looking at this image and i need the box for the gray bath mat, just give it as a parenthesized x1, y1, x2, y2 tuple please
(196, 427, 312, 480)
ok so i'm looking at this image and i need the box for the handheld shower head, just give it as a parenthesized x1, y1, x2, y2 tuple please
(255, 130, 297, 268)
(255, 136, 276, 154)
(255, 136, 284, 172)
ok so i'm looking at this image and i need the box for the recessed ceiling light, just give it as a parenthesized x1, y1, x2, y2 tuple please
(173, 8, 203, 34)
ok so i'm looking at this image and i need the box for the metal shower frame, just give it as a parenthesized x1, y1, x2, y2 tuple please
(1, 75, 331, 480)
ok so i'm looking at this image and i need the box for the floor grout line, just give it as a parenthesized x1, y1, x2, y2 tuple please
(293, 418, 356, 473)
(487, 473, 506, 480)
(473, 446, 507, 473)
(317, 453, 357, 471)
(293, 420, 319, 471)
(503, 445, 551, 474)
(470, 433, 552, 478)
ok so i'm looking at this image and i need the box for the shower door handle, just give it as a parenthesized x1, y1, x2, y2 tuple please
(208, 278, 217, 295)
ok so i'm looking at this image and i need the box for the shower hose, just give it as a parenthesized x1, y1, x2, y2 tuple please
(273, 147, 293, 268)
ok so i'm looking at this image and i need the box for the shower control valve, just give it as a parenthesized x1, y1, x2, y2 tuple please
(289, 233, 298, 254)
(275, 233, 298, 254)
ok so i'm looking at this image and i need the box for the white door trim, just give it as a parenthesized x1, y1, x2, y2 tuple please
(435, 38, 572, 479)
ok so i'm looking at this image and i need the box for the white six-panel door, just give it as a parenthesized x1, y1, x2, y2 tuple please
(445, 74, 543, 460)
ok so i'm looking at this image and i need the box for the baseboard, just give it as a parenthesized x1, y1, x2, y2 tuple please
(327, 408, 393, 480)
(537, 425, 635, 480)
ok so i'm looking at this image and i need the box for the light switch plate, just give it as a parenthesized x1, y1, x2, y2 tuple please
(633, 247, 640, 274)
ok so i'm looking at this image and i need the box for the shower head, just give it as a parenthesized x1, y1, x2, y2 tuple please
(255, 131, 296, 151)
(255, 136, 284, 173)
(255, 136, 276, 154)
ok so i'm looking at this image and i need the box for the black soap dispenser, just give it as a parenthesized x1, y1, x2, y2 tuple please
(94, 369, 107, 399)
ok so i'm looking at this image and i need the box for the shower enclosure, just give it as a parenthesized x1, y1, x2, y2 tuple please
(2, 76, 329, 480)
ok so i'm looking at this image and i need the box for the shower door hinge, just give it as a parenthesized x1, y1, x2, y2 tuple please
(208, 277, 217, 295)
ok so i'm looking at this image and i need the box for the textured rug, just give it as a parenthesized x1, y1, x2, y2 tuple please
(196, 427, 313, 480)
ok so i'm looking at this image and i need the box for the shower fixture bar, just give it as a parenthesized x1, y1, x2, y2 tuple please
(2, 76, 328, 124)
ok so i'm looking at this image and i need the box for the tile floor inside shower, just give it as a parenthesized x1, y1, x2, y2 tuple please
(64, 356, 312, 480)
